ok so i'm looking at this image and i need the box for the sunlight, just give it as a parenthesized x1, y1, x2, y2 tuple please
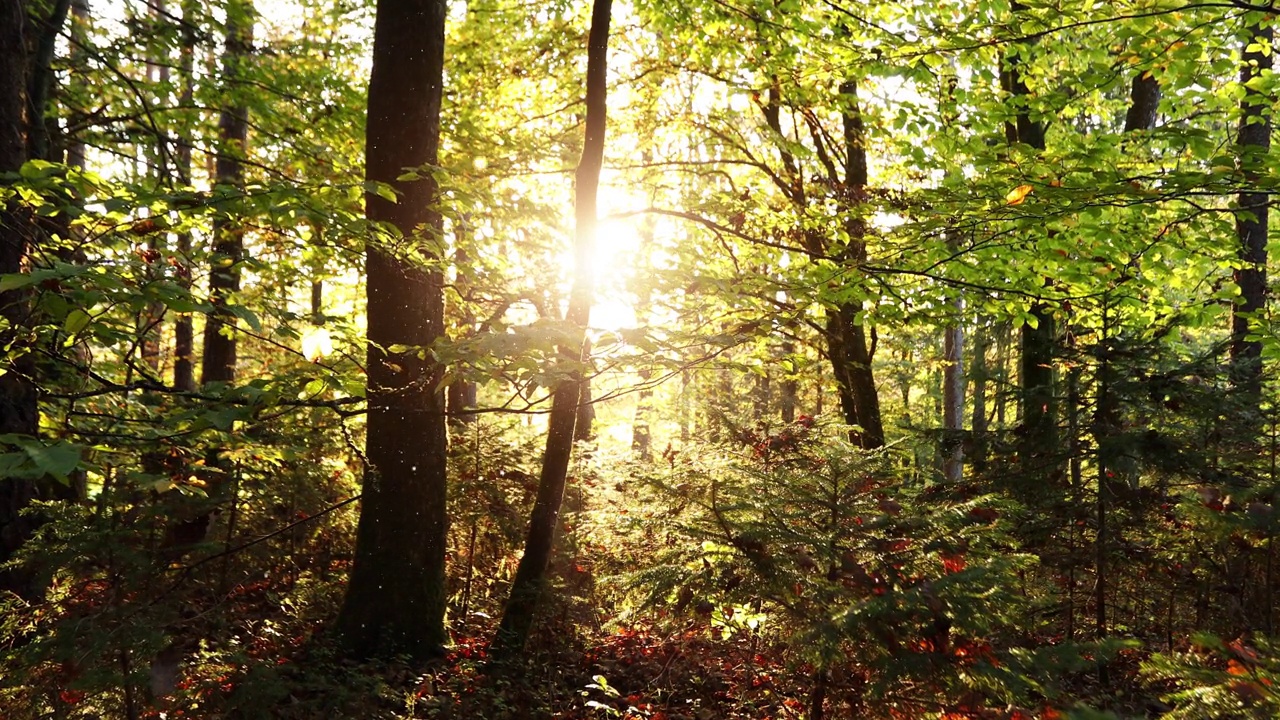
(584, 181, 647, 333)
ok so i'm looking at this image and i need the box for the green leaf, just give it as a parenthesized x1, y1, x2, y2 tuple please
(0, 274, 35, 292)
(19, 159, 60, 181)
(23, 441, 82, 482)
(64, 309, 92, 335)
(366, 181, 399, 202)
(228, 305, 262, 332)
(204, 407, 244, 431)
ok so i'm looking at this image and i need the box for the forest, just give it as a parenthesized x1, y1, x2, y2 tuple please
(4, 0, 1280, 717)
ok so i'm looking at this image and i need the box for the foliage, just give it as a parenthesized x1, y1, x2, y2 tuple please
(5, 0, 1280, 717)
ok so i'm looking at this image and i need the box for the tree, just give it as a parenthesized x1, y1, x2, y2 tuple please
(1229, 12, 1271, 410)
(0, 0, 41, 599)
(0, 0, 73, 600)
(201, 0, 252, 387)
(492, 0, 612, 656)
(335, 0, 450, 659)
(1002, 1, 1056, 482)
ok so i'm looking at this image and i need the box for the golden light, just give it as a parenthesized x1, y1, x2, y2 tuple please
(585, 182, 647, 333)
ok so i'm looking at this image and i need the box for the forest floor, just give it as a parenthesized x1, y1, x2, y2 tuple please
(138, 562, 1160, 720)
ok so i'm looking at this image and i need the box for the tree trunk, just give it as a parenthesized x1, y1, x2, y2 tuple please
(679, 368, 691, 443)
(632, 367, 652, 460)
(24, 0, 71, 162)
(139, 0, 170, 376)
(1231, 16, 1271, 408)
(995, 320, 1010, 428)
(631, 277, 653, 459)
(574, 351, 596, 443)
(832, 305, 883, 448)
(763, 76, 881, 449)
(836, 78, 883, 450)
(172, 0, 198, 393)
(752, 369, 770, 421)
(1124, 72, 1160, 133)
(969, 322, 989, 473)
(0, 0, 41, 600)
(335, 0, 450, 660)
(0, 0, 78, 599)
(201, 1, 251, 386)
(943, 317, 964, 483)
(780, 338, 798, 424)
(1003, 3, 1055, 479)
(492, 0, 611, 656)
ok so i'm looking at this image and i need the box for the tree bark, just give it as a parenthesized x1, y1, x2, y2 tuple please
(1123, 72, 1160, 134)
(0, 0, 42, 600)
(172, 0, 198, 393)
(201, 1, 251, 386)
(1230, 16, 1271, 406)
(943, 315, 964, 483)
(0, 0, 77, 600)
(762, 78, 881, 449)
(492, 0, 611, 656)
(335, 0, 450, 660)
(836, 78, 884, 449)
(574, 349, 596, 443)
(969, 322, 989, 472)
(631, 266, 653, 459)
(24, 0, 71, 162)
(139, 0, 170, 376)
(1003, 3, 1055, 478)
(780, 339, 798, 424)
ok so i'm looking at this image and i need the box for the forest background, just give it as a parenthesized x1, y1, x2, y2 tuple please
(3, 0, 1280, 718)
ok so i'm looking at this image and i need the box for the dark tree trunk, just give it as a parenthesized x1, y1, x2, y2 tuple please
(1124, 72, 1160, 133)
(335, 0, 450, 660)
(492, 0, 611, 656)
(943, 316, 964, 483)
(172, 0, 198, 393)
(65, 0, 88, 166)
(752, 369, 770, 421)
(832, 304, 883, 448)
(1231, 17, 1271, 406)
(762, 78, 881, 448)
(169, 0, 253, 550)
(0, 0, 76, 600)
(1002, 3, 1055, 476)
(836, 78, 883, 450)
(780, 338, 797, 424)
(201, 2, 251, 386)
(970, 322, 989, 472)
(139, 0, 170, 376)
(24, 0, 71, 162)
(0, 0, 41, 600)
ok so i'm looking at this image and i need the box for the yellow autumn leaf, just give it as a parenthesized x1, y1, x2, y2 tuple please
(1006, 184, 1034, 205)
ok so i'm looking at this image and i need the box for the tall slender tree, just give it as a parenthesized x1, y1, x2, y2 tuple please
(172, 0, 199, 393)
(1230, 13, 1271, 408)
(835, 77, 884, 450)
(201, 0, 252, 386)
(335, 0, 451, 659)
(1002, 1, 1054, 480)
(493, 0, 612, 656)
